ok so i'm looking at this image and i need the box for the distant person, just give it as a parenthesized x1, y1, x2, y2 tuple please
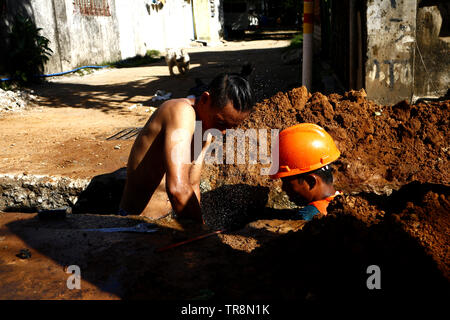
(270, 123, 341, 221)
(248, 10, 259, 29)
(119, 69, 253, 223)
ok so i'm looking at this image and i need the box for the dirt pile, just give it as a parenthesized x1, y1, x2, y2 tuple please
(198, 88, 450, 297)
(202, 86, 449, 220)
(328, 183, 450, 280)
(237, 184, 450, 302)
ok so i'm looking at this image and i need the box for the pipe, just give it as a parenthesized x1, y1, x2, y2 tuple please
(302, 0, 314, 90)
(0, 65, 109, 82)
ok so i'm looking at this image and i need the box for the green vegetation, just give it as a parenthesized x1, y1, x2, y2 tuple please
(75, 68, 95, 76)
(4, 15, 53, 84)
(104, 50, 161, 68)
(289, 33, 303, 49)
(0, 81, 13, 91)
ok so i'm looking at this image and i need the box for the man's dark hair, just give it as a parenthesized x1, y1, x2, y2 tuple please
(298, 164, 334, 184)
(208, 65, 254, 112)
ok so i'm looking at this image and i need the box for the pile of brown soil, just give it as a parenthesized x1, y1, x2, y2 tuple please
(201, 87, 449, 220)
(198, 87, 449, 294)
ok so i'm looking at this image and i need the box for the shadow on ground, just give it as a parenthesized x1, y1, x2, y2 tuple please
(225, 29, 300, 42)
(4, 184, 449, 305)
(73, 167, 127, 215)
(31, 45, 301, 113)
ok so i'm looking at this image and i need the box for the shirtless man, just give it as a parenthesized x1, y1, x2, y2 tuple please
(119, 72, 253, 223)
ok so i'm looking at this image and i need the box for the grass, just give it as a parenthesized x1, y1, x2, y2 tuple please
(289, 33, 303, 49)
(103, 50, 162, 68)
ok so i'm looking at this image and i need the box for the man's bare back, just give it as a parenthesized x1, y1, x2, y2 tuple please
(119, 97, 197, 219)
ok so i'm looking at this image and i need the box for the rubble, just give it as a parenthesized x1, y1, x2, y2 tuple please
(0, 88, 37, 114)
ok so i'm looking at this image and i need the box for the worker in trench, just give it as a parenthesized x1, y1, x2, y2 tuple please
(270, 123, 341, 221)
(119, 70, 253, 223)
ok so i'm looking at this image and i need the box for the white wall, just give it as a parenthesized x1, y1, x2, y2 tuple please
(29, 0, 199, 73)
(208, 0, 223, 44)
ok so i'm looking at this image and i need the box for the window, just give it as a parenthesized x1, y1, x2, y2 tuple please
(73, 0, 111, 16)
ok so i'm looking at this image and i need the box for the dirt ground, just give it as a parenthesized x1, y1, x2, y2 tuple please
(0, 186, 447, 302)
(0, 34, 306, 300)
(0, 33, 448, 303)
(0, 33, 299, 178)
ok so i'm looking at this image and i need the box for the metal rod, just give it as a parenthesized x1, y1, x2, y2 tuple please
(155, 230, 224, 253)
(302, 0, 314, 90)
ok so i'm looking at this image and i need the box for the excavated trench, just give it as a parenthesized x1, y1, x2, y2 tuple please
(193, 88, 449, 302)
(0, 87, 448, 301)
(105, 180, 448, 302)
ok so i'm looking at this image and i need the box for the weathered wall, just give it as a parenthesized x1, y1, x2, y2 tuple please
(57, 0, 121, 72)
(210, 0, 223, 42)
(115, 0, 195, 58)
(25, 0, 122, 74)
(366, 0, 417, 105)
(193, 0, 222, 44)
(365, 0, 449, 104)
(1, 0, 216, 74)
(414, 3, 450, 98)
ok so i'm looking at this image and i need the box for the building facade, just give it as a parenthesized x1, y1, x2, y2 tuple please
(321, 0, 449, 104)
(0, 0, 224, 74)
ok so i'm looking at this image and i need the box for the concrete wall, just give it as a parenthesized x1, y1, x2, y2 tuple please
(1, 0, 221, 74)
(193, 0, 222, 44)
(414, 3, 450, 98)
(115, 0, 195, 58)
(365, 0, 449, 104)
(27, 0, 122, 74)
(193, 0, 211, 41)
(366, 0, 417, 105)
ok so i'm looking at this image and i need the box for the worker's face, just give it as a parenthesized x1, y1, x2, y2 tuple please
(198, 92, 250, 134)
(281, 175, 314, 205)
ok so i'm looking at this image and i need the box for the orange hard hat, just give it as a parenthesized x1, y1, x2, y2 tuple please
(270, 123, 340, 179)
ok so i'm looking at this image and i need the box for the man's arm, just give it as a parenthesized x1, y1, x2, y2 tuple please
(163, 103, 203, 222)
(189, 133, 212, 201)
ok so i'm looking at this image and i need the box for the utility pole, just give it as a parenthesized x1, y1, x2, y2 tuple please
(302, 0, 314, 90)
